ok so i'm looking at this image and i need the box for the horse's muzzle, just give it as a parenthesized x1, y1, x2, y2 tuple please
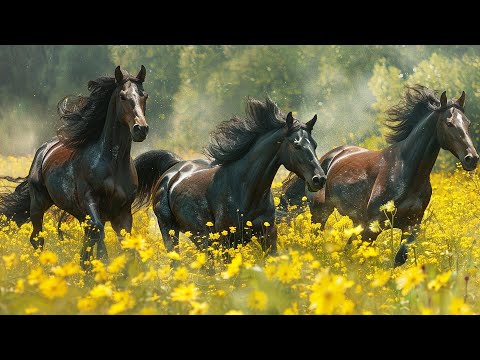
(309, 174, 326, 191)
(132, 124, 149, 142)
(462, 153, 479, 171)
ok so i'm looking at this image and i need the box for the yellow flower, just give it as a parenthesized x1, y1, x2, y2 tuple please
(189, 301, 209, 315)
(246, 221, 253, 227)
(139, 247, 154, 262)
(276, 263, 293, 284)
(108, 291, 135, 314)
(283, 302, 299, 315)
(370, 270, 390, 288)
(89, 283, 113, 298)
(25, 306, 39, 315)
(209, 232, 220, 240)
(449, 298, 473, 315)
(15, 279, 25, 294)
(247, 290, 268, 311)
(2, 253, 17, 270)
(274, 197, 280, 207)
(108, 254, 127, 274)
(77, 298, 97, 313)
(139, 307, 158, 315)
(344, 225, 363, 237)
(229, 226, 236, 234)
(171, 283, 199, 303)
(190, 253, 207, 269)
(221, 230, 228, 236)
(225, 310, 244, 315)
(39, 276, 67, 299)
(206, 221, 214, 227)
(52, 262, 81, 277)
(39, 250, 57, 265)
(121, 234, 146, 251)
(380, 200, 395, 212)
(301, 196, 308, 202)
(263, 222, 271, 227)
(168, 229, 176, 236)
(167, 251, 180, 261)
(184, 231, 192, 238)
(221, 253, 242, 279)
(157, 265, 172, 280)
(174, 266, 189, 281)
(396, 266, 426, 296)
(427, 271, 452, 292)
(369, 220, 381, 233)
(27, 267, 44, 286)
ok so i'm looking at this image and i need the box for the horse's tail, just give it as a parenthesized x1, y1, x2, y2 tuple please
(0, 177, 31, 226)
(132, 150, 182, 212)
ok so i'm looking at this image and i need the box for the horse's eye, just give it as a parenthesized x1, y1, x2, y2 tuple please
(447, 121, 454, 127)
(120, 94, 127, 101)
(294, 142, 302, 149)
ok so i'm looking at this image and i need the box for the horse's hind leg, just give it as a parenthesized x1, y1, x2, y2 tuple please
(153, 185, 180, 259)
(29, 183, 53, 250)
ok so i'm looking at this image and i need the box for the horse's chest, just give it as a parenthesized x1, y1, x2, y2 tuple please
(101, 178, 135, 210)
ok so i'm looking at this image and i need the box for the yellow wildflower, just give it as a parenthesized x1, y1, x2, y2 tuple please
(171, 283, 199, 303)
(247, 290, 268, 311)
(39, 250, 57, 265)
(39, 276, 67, 299)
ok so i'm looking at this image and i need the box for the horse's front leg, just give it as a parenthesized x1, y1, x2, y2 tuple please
(394, 224, 419, 267)
(80, 194, 106, 270)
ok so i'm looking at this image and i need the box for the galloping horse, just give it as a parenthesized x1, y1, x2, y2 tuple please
(280, 86, 478, 266)
(133, 97, 326, 257)
(0, 66, 150, 269)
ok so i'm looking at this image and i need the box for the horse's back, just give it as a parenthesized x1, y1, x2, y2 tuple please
(320, 145, 370, 174)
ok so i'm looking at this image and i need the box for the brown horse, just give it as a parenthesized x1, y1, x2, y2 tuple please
(280, 85, 478, 266)
(133, 97, 325, 258)
(0, 66, 149, 269)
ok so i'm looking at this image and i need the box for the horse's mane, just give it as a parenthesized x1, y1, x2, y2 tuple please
(56, 70, 141, 149)
(385, 84, 443, 144)
(204, 97, 299, 164)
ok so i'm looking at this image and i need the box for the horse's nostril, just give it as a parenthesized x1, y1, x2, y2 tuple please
(312, 175, 325, 189)
(465, 154, 474, 164)
(133, 124, 141, 133)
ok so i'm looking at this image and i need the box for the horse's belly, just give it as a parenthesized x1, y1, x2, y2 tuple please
(44, 164, 81, 216)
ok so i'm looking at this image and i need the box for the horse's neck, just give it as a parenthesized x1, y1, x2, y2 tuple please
(398, 111, 440, 184)
(232, 129, 283, 209)
(99, 94, 132, 165)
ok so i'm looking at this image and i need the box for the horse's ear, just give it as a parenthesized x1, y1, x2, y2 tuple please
(440, 91, 448, 107)
(305, 114, 317, 132)
(456, 91, 466, 108)
(115, 66, 124, 84)
(286, 112, 294, 129)
(137, 65, 146, 83)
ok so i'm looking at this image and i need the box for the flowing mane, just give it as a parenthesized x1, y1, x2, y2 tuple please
(385, 85, 443, 144)
(56, 71, 141, 149)
(205, 97, 299, 164)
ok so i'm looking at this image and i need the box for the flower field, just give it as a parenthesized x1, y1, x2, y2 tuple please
(1, 155, 479, 315)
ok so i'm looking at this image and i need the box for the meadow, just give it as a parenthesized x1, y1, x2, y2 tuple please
(0, 154, 478, 315)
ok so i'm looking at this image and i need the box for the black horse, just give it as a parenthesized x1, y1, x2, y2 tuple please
(0, 66, 149, 269)
(133, 97, 326, 258)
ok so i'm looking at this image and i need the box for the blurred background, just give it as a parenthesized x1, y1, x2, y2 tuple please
(1, 45, 479, 170)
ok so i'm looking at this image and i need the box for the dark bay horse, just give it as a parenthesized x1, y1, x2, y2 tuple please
(280, 86, 478, 266)
(133, 97, 326, 257)
(0, 66, 150, 269)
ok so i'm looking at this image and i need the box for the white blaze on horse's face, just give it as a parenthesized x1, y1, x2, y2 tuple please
(115, 65, 149, 142)
(436, 91, 478, 171)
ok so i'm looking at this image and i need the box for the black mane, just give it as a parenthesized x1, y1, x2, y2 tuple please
(385, 85, 443, 144)
(56, 71, 141, 149)
(204, 97, 298, 164)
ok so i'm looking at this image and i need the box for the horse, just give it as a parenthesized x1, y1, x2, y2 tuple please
(133, 97, 326, 260)
(0, 66, 150, 269)
(279, 85, 478, 267)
